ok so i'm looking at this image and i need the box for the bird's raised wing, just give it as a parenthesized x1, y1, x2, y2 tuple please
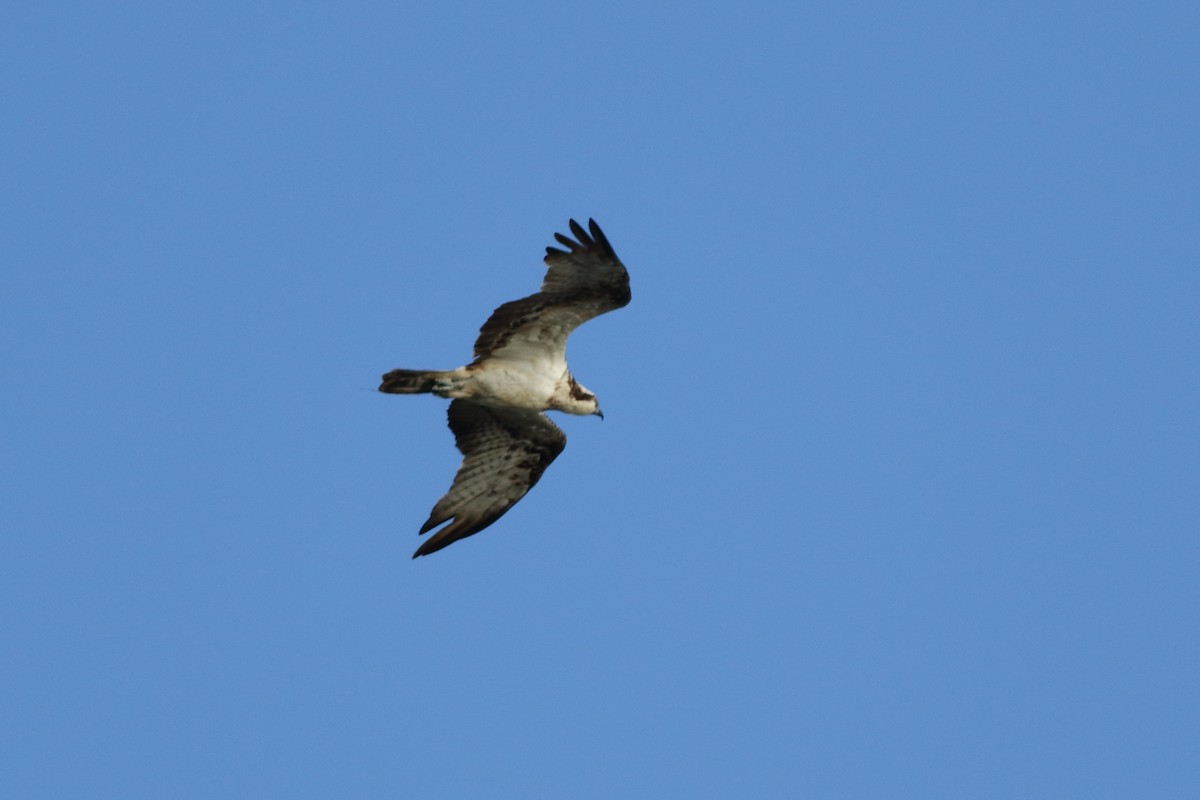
(413, 399, 567, 557)
(472, 218, 631, 364)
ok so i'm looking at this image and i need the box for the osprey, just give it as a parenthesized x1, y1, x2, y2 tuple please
(380, 219, 631, 557)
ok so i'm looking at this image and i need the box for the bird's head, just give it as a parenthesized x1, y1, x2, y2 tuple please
(570, 391, 604, 420)
(562, 376, 603, 419)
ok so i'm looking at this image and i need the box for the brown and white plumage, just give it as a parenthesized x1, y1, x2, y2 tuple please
(413, 401, 566, 557)
(380, 218, 630, 558)
(473, 218, 631, 363)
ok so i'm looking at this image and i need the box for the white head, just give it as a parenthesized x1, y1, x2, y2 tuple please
(558, 375, 604, 419)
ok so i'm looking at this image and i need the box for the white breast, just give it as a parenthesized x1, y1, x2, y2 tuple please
(471, 360, 561, 411)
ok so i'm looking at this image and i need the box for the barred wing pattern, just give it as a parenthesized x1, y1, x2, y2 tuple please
(413, 400, 567, 558)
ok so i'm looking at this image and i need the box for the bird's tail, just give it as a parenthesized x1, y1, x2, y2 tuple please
(379, 369, 444, 394)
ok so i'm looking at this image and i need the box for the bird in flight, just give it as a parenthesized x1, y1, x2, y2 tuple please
(380, 219, 631, 557)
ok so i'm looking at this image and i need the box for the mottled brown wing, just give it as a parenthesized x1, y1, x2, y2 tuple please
(413, 400, 567, 557)
(472, 218, 631, 363)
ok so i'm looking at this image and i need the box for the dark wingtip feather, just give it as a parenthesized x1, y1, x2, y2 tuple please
(412, 533, 455, 558)
(567, 218, 592, 247)
(587, 218, 614, 256)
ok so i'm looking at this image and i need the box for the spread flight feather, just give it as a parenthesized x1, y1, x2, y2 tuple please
(380, 218, 630, 557)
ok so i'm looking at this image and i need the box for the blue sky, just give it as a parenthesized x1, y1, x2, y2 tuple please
(3, 2, 1197, 797)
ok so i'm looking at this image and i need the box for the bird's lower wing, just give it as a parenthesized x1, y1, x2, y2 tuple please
(413, 401, 566, 557)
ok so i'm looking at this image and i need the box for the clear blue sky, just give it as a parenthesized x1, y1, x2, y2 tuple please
(3, 2, 1197, 797)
